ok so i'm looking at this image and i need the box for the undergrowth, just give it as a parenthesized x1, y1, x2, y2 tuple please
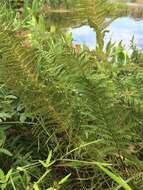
(0, 1, 143, 190)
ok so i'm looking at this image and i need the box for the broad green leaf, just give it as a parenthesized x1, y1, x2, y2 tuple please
(16, 167, 26, 172)
(33, 182, 40, 190)
(0, 112, 12, 120)
(0, 169, 12, 184)
(5, 169, 12, 182)
(20, 113, 27, 122)
(46, 188, 55, 190)
(0, 169, 5, 183)
(6, 95, 17, 100)
(96, 164, 132, 190)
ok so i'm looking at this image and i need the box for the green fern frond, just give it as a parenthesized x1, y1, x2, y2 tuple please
(0, 22, 71, 142)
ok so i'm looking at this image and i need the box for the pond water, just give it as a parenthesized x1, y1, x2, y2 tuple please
(47, 1, 143, 50)
(69, 16, 143, 50)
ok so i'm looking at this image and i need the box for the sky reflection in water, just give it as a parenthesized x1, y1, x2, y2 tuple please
(69, 17, 143, 50)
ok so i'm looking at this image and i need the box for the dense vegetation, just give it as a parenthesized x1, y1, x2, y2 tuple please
(0, 0, 143, 189)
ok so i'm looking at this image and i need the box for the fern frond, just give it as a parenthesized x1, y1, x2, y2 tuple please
(0, 22, 72, 141)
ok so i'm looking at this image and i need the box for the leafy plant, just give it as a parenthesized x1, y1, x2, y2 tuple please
(0, 1, 142, 190)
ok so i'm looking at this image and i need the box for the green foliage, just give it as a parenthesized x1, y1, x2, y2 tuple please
(47, 0, 73, 8)
(0, 1, 143, 190)
(73, 0, 117, 61)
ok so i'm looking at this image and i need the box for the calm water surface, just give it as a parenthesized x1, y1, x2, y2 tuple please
(69, 17, 143, 50)
(46, 1, 143, 50)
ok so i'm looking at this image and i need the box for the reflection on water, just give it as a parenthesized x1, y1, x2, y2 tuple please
(69, 25, 96, 49)
(69, 17, 143, 50)
(45, 0, 143, 50)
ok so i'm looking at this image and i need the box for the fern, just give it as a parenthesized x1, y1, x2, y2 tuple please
(73, 0, 116, 60)
(0, 2, 143, 190)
